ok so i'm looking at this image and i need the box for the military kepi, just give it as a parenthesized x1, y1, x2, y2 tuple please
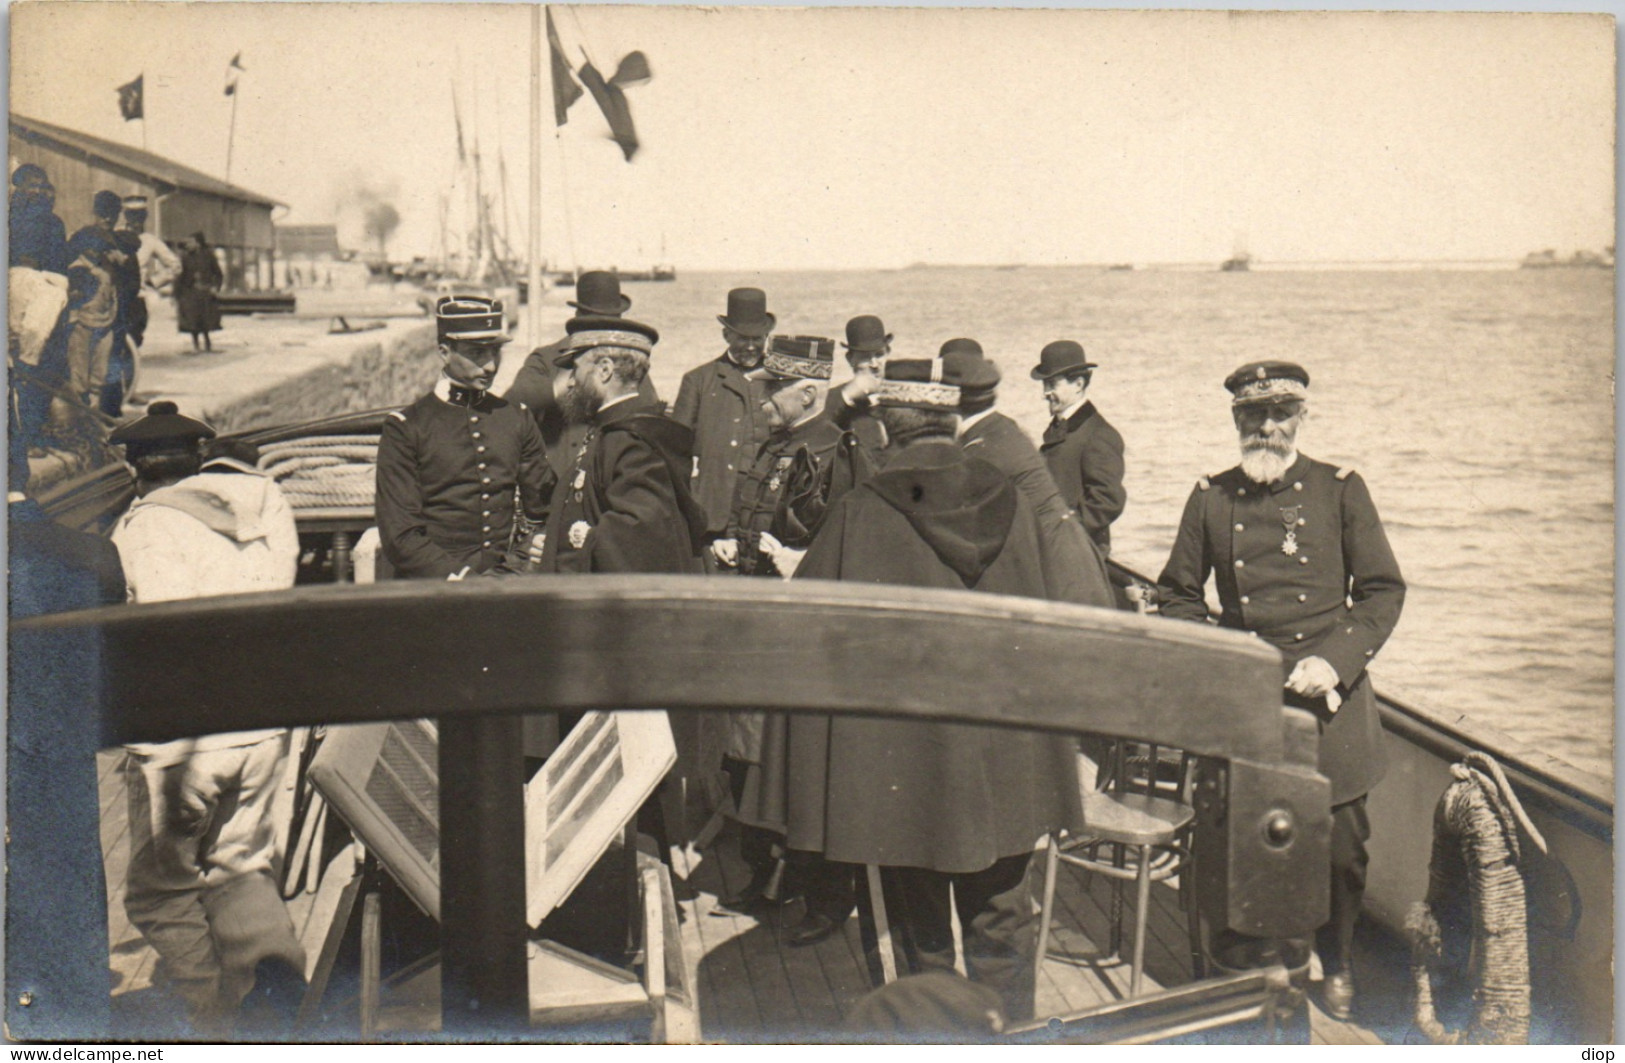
(1225, 360, 1309, 406)
(436, 296, 510, 346)
(752, 335, 834, 381)
(875, 357, 978, 410)
(108, 400, 216, 455)
(553, 316, 659, 368)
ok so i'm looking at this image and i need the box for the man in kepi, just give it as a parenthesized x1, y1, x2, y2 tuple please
(1033, 340, 1126, 556)
(107, 401, 308, 1036)
(1155, 361, 1405, 1021)
(376, 296, 553, 580)
(672, 287, 777, 556)
(755, 357, 1093, 1021)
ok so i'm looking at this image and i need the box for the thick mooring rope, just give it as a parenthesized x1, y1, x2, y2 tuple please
(1406, 751, 1547, 1044)
(257, 434, 380, 512)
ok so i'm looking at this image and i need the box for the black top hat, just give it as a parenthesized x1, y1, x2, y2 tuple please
(567, 271, 632, 316)
(553, 316, 660, 368)
(843, 315, 892, 355)
(718, 288, 776, 338)
(1030, 340, 1098, 381)
(751, 335, 835, 382)
(1225, 361, 1310, 406)
(108, 400, 217, 453)
(436, 296, 511, 346)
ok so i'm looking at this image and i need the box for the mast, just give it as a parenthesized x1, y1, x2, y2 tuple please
(527, 6, 545, 349)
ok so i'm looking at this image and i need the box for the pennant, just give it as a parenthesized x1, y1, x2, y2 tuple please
(579, 52, 650, 162)
(547, 8, 583, 127)
(117, 75, 143, 122)
(224, 52, 244, 96)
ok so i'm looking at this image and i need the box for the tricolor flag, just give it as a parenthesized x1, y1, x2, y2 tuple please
(224, 52, 244, 96)
(578, 51, 650, 162)
(547, 8, 582, 127)
(116, 75, 143, 121)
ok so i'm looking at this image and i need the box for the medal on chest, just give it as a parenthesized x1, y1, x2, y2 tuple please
(767, 455, 793, 494)
(571, 432, 593, 500)
(1279, 505, 1302, 556)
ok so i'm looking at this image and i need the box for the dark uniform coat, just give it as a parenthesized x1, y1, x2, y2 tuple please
(960, 409, 1114, 606)
(727, 413, 847, 575)
(751, 441, 1088, 873)
(505, 339, 662, 481)
(823, 385, 887, 454)
(671, 356, 772, 538)
(1040, 400, 1127, 555)
(376, 382, 554, 579)
(539, 395, 705, 575)
(1156, 453, 1405, 804)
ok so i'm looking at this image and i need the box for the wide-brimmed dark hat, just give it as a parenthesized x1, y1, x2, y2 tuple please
(750, 335, 835, 382)
(843, 315, 892, 356)
(1225, 361, 1309, 406)
(1029, 340, 1098, 381)
(553, 316, 660, 369)
(436, 296, 511, 346)
(108, 400, 216, 454)
(718, 288, 776, 338)
(567, 270, 632, 316)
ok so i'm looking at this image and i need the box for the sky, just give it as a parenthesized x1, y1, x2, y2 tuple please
(7, 2, 1617, 271)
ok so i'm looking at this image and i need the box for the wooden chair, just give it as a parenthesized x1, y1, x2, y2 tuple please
(1035, 742, 1202, 998)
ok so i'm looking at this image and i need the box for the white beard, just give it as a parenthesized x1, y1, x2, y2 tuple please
(1239, 445, 1296, 484)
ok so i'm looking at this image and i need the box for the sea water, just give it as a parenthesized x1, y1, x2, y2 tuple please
(623, 266, 1614, 780)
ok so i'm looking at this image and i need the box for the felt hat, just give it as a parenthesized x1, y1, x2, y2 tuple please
(92, 190, 123, 220)
(936, 339, 1001, 408)
(718, 288, 775, 338)
(842, 315, 892, 356)
(1029, 340, 1097, 382)
(567, 270, 632, 316)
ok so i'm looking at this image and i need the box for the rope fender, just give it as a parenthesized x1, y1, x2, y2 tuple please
(1406, 751, 1547, 1044)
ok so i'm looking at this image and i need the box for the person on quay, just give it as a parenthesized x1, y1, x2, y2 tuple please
(108, 195, 179, 412)
(752, 357, 1093, 1021)
(63, 190, 127, 410)
(1033, 340, 1126, 556)
(671, 287, 778, 553)
(375, 296, 554, 580)
(536, 316, 704, 575)
(504, 269, 660, 479)
(108, 401, 308, 1036)
(9, 165, 72, 451)
(823, 314, 891, 453)
(1155, 361, 1405, 1022)
(174, 232, 224, 353)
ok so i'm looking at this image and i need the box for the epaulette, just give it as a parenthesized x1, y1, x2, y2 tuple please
(1197, 475, 1212, 491)
(1335, 466, 1354, 481)
(388, 410, 407, 422)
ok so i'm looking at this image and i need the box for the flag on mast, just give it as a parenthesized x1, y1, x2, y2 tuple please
(578, 52, 650, 162)
(547, 8, 582, 127)
(116, 75, 144, 121)
(224, 52, 244, 96)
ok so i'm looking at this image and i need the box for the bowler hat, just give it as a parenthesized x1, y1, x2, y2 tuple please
(567, 271, 632, 316)
(92, 190, 123, 221)
(108, 400, 216, 453)
(553, 316, 659, 369)
(751, 335, 835, 382)
(936, 339, 1001, 401)
(718, 288, 776, 338)
(1225, 361, 1310, 406)
(1030, 340, 1097, 381)
(843, 315, 892, 355)
(436, 296, 511, 346)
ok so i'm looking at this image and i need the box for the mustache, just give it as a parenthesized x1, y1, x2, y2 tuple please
(1240, 433, 1294, 454)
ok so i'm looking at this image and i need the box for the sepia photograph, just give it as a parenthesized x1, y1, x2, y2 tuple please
(5, 0, 1615, 1046)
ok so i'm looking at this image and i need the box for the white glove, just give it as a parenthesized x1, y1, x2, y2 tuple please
(757, 532, 805, 579)
(711, 538, 739, 567)
(1286, 655, 1341, 699)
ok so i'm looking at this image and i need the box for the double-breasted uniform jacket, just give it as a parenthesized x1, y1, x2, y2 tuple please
(539, 395, 706, 575)
(748, 441, 1089, 873)
(1040, 400, 1127, 554)
(961, 410, 1114, 608)
(505, 339, 662, 481)
(671, 355, 772, 538)
(376, 381, 554, 579)
(727, 413, 847, 576)
(1156, 453, 1405, 804)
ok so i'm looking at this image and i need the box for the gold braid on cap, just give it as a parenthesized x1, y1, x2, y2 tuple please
(1231, 377, 1308, 405)
(564, 329, 654, 356)
(761, 349, 833, 380)
(875, 380, 961, 409)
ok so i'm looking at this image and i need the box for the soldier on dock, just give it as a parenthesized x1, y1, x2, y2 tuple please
(1156, 360, 1405, 1021)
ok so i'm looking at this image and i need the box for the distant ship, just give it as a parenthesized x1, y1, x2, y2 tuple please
(1519, 248, 1614, 270)
(1220, 251, 1252, 272)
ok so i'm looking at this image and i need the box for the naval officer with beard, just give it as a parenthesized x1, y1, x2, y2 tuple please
(1155, 361, 1405, 1022)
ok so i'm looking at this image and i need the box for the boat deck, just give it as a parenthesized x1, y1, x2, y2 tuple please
(96, 744, 1403, 1043)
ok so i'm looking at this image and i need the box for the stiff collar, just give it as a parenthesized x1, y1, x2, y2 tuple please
(1055, 398, 1090, 425)
(956, 407, 995, 439)
(435, 377, 488, 408)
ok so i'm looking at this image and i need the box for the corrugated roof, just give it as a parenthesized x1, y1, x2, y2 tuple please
(9, 112, 285, 208)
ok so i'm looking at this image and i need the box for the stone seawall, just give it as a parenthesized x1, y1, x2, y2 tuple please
(207, 322, 440, 435)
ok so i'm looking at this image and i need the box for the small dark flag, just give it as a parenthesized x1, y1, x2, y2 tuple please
(225, 52, 244, 96)
(579, 51, 650, 162)
(547, 9, 583, 127)
(117, 75, 144, 121)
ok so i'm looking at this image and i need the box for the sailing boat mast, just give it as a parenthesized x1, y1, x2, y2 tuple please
(528, 5, 545, 350)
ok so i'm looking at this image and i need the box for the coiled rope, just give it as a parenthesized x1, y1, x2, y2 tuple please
(257, 434, 380, 512)
(1406, 750, 1547, 1044)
